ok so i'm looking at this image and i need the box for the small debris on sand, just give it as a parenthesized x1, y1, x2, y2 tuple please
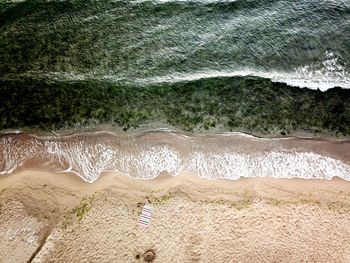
(143, 249, 156, 262)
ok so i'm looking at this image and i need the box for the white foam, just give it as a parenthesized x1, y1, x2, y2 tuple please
(137, 51, 350, 91)
(115, 146, 182, 179)
(41, 140, 118, 183)
(185, 151, 350, 180)
(1, 134, 350, 183)
(26, 50, 350, 91)
(0, 137, 39, 176)
(283, 51, 350, 91)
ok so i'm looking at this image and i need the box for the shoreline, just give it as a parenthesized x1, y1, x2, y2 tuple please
(1, 130, 350, 183)
(2, 165, 350, 184)
(2, 167, 350, 188)
(1, 169, 350, 262)
(1, 127, 350, 141)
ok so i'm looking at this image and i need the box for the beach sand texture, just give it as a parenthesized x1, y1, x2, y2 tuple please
(1, 170, 350, 263)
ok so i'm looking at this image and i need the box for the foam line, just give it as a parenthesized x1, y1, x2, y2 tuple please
(0, 132, 349, 183)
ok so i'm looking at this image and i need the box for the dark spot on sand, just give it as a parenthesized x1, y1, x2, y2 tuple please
(145, 196, 152, 204)
(135, 254, 140, 260)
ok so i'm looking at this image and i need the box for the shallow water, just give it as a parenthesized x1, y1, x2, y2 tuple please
(1, 131, 349, 182)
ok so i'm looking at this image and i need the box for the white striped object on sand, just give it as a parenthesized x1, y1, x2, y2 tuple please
(139, 204, 153, 227)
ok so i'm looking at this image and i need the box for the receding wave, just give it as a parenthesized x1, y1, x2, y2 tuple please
(1, 131, 349, 183)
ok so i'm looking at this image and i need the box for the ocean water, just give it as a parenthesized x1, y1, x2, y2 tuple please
(1, 0, 350, 88)
(0, 131, 350, 182)
(1, 0, 350, 181)
(1, 0, 350, 135)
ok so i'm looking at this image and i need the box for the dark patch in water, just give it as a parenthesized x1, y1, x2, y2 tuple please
(0, 76, 349, 135)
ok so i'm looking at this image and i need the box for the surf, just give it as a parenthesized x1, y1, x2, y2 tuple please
(1, 131, 350, 183)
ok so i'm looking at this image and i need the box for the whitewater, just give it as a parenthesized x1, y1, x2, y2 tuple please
(1, 131, 349, 183)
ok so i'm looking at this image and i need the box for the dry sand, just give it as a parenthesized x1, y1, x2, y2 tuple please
(0, 170, 350, 263)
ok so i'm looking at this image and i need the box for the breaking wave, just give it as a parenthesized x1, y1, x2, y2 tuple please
(135, 51, 350, 91)
(9, 51, 350, 91)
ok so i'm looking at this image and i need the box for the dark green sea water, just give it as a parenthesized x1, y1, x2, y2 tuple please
(1, 0, 350, 135)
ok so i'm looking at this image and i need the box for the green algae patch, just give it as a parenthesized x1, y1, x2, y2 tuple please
(62, 194, 95, 228)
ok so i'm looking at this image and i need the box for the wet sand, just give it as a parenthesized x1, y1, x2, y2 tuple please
(1, 170, 350, 262)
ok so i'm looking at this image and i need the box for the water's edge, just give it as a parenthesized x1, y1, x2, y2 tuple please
(1, 130, 349, 183)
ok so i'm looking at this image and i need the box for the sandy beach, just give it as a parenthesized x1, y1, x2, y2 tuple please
(1, 170, 350, 263)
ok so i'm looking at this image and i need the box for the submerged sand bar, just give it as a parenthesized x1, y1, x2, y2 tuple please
(0, 170, 350, 262)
